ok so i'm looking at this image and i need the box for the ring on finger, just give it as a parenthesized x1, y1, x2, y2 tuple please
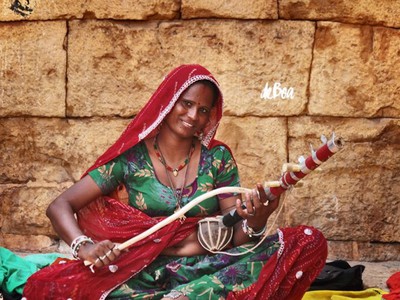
(263, 201, 269, 206)
(248, 212, 255, 217)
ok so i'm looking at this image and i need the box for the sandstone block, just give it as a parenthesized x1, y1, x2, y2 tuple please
(0, 233, 56, 252)
(0, 0, 179, 21)
(182, 0, 277, 19)
(0, 118, 129, 184)
(310, 22, 400, 117)
(280, 0, 400, 28)
(328, 240, 400, 261)
(0, 21, 66, 117)
(0, 185, 64, 236)
(216, 116, 287, 188)
(67, 20, 166, 117)
(285, 117, 400, 242)
(68, 19, 315, 117)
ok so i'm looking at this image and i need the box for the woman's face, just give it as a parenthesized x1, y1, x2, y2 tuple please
(164, 82, 216, 139)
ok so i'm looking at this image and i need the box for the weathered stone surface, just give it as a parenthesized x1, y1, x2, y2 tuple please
(0, 21, 66, 117)
(68, 19, 315, 117)
(159, 20, 315, 118)
(182, 0, 278, 19)
(216, 116, 287, 188)
(284, 117, 400, 243)
(329, 241, 400, 261)
(310, 22, 400, 118)
(0, 184, 69, 236)
(0, 0, 179, 21)
(0, 118, 129, 184)
(0, 233, 56, 252)
(280, 0, 400, 28)
(67, 20, 166, 117)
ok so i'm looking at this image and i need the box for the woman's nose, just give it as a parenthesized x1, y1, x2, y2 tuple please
(187, 107, 199, 120)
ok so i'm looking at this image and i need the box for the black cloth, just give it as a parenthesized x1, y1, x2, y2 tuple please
(309, 260, 365, 291)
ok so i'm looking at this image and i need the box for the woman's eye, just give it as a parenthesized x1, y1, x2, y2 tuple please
(200, 108, 210, 114)
(182, 100, 192, 107)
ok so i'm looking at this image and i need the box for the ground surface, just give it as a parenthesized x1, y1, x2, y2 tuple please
(350, 260, 400, 291)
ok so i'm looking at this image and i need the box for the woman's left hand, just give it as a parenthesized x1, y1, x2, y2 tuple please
(236, 183, 280, 231)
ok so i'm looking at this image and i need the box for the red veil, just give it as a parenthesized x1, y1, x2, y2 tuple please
(83, 64, 224, 176)
(23, 65, 227, 299)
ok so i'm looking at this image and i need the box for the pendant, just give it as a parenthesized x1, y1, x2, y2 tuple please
(173, 169, 179, 177)
(174, 205, 186, 222)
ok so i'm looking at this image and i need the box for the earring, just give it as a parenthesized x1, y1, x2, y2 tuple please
(197, 131, 204, 141)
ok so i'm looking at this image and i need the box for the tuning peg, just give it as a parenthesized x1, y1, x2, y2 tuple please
(321, 134, 328, 144)
(330, 132, 336, 142)
(310, 143, 315, 154)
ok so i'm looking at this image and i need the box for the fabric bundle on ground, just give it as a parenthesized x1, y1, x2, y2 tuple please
(383, 271, 400, 300)
(302, 288, 388, 300)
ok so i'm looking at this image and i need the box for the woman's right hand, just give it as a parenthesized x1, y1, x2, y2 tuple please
(78, 240, 121, 268)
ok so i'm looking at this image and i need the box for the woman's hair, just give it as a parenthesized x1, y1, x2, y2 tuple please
(196, 79, 220, 107)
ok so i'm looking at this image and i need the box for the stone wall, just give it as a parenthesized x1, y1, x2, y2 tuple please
(0, 0, 399, 261)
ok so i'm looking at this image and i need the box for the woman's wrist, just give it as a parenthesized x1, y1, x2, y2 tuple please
(70, 235, 94, 259)
(242, 219, 267, 238)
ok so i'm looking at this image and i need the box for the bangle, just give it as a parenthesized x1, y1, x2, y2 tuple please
(242, 219, 267, 238)
(70, 235, 94, 259)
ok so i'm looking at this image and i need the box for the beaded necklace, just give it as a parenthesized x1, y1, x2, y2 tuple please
(153, 135, 195, 213)
(153, 136, 195, 177)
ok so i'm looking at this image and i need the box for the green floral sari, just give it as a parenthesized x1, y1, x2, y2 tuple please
(89, 142, 281, 299)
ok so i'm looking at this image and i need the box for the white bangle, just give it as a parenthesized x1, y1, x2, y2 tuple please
(70, 235, 94, 259)
(242, 219, 267, 238)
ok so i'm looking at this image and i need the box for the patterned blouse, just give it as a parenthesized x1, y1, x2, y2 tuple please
(89, 142, 240, 217)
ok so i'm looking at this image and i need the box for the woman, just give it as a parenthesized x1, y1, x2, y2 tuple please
(23, 64, 327, 300)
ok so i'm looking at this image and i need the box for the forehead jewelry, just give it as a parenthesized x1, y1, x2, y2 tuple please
(153, 136, 195, 177)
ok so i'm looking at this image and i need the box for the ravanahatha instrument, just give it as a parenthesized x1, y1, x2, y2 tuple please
(222, 132, 344, 227)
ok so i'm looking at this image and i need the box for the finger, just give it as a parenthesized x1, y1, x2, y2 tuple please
(256, 183, 269, 206)
(105, 245, 120, 261)
(99, 254, 110, 265)
(112, 245, 122, 256)
(235, 198, 247, 218)
(251, 188, 262, 208)
(90, 241, 113, 266)
(245, 193, 255, 217)
(113, 243, 125, 253)
(94, 256, 104, 268)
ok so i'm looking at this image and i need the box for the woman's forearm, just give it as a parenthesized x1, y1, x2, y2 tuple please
(46, 176, 104, 245)
(46, 198, 84, 245)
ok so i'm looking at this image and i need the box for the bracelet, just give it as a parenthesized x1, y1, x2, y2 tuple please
(242, 219, 267, 238)
(70, 235, 94, 259)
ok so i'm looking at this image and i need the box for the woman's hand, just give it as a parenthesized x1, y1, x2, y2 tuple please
(236, 183, 280, 231)
(78, 240, 121, 268)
